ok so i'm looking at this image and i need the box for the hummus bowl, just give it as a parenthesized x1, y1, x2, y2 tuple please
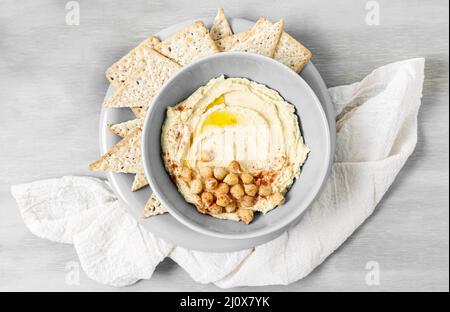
(142, 52, 331, 239)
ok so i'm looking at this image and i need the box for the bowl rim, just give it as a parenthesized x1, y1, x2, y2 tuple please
(142, 51, 332, 239)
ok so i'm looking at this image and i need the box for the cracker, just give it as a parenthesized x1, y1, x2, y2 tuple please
(217, 18, 311, 72)
(215, 18, 262, 52)
(106, 36, 161, 88)
(89, 128, 143, 173)
(215, 31, 250, 51)
(131, 172, 149, 192)
(154, 21, 219, 66)
(274, 32, 312, 72)
(103, 49, 181, 108)
(108, 118, 143, 138)
(210, 8, 233, 41)
(131, 107, 148, 119)
(141, 193, 167, 218)
(217, 18, 284, 58)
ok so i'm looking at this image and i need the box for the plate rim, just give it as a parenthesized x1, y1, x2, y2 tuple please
(99, 17, 335, 252)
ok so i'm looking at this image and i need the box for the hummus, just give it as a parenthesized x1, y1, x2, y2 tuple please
(161, 76, 309, 221)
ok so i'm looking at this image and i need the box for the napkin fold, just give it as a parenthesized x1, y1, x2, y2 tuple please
(11, 58, 425, 287)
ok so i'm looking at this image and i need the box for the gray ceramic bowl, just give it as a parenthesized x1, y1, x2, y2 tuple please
(142, 52, 331, 239)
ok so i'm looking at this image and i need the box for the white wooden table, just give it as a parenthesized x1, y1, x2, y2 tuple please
(0, 0, 448, 291)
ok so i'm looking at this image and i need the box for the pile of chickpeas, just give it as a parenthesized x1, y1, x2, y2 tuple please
(180, 160, 278, 224)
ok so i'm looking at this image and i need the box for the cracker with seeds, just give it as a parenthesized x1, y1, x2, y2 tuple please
(274, 31, 312, 72)
(216, 18, 284, 58)
(154, 21, 219, 66)
(106, 36, 161, 88)
(218, 18, 312, 72)
(215, 31, 250, 51)
(108, 118, 143, 138)
(132, 172, 149, 192)
(215, 17, 262, 52)
(131, 107, 148, 119)
(141, 193, 167, 218)
(210, 8, 233, 41)
(89, 128, 143, 173)
(103, 49, 181, 108)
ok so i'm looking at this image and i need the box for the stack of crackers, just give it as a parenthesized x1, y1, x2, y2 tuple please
(89, 8, 312, 219)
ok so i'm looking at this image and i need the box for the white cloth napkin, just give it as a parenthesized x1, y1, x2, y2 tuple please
(11, 58, 425, 288)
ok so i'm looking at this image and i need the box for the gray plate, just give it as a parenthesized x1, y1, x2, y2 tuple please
(99, 18, 336, 252)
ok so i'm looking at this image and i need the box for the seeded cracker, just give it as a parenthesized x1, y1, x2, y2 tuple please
(131, 107, 148, 119)
(132, 172, 149, 192)
(210, 8, 233, 41)
(89, 128, 143, 173)
(217, 18, 312, 72)
(215, 31, 250, 51)
(154, 21, 219, 66)
(106, 36, 161, 88)
(141, 193, 168, 218)
(274, 31, 312, 72)
(108, 118, 143, 138)
(103, 49, 181, 108)
(217, 18, 284, 58)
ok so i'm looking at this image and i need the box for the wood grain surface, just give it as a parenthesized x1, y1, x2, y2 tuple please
(0, 0, 448, 291)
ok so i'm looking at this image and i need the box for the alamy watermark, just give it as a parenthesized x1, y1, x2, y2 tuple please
(65, 1, 80, 26)
(171, 125, 285, 164)
(365, 261, 380, 286)
(65, 261, 81, 286)
(365, 1, 380, 26)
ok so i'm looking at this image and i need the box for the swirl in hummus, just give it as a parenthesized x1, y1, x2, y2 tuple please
(161, 76, 310, 224)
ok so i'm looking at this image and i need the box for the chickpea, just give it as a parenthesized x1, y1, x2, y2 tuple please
(204, 177, 218, 191)
(237, 209, 254, 224)
(241, 195, 255, 208)
(208, 203, 223, 214)
(240, 172, 254, 184)
(190, 179, 203, 194)
(224, 201, 237, 213)
(213, 167, 228, 181)
(196, 204, 208, 214)
(230, 184, 245, 199)
(259, 184, 273, 197)
(216, 194, 232, 207)
(228, 160, 241, 173)
(244, 184, 258, 197)
(181, 167, 193, 182)
(201, 192, 214, 207)
(216, 182, 230, 195)
(223, 173, 239, 186)
(199, 166, 213, 178)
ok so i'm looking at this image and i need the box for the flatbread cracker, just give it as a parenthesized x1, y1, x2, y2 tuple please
(217, 18, 311, 72)
(131, 172, 149, 192)
(216, 18, 284, 58)
(215, 17, 266, 51)
(108, 118, 143, 138)
(106, 36, 161, 88)
(89, 128, 142, 173)
(155, 21, 219, 66)
(131, 107, 148, 119)
(141, 193, 167, 218)
(274, 32, 312, 72)
(215, 31, 250, 51)
(210, 8, 233, 41)
(103, 49, 181, 108)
